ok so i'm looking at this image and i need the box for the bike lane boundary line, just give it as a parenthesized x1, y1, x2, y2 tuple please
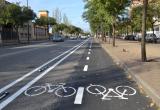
(74, 87, 85, 104)
(0, 39, 89, 110)
(0, 39, 88, 95)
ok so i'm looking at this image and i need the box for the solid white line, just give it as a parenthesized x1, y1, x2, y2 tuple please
(86, 57, 90, 60)
(74, 87, 84, 104)
(0, 40, 86, 94)
(0, 39, 89, 110)
(83, 65, 88, 71)
(88, 52, 91, 55)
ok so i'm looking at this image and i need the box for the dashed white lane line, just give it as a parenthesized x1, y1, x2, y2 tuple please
(74, 87, 84, 104)
(86, 57, 90, 60)
(88, 52, 91, 55)
(89, 49, 91, 51)
(83, 65, 88, 71)
(89, 38, 92, 49)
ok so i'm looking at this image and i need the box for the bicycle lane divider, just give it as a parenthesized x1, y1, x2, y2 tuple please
(0, 39, 87, 95)
(86, 57, 90, 60)
(74, 87, 85, 104)
(83, 65, 88, 72)
(0, 39, 89, 110)
(89, 38, 92, 49)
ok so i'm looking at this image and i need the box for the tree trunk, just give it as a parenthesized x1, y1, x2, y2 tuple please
(112, 23, 116, 47)
(141, 0, 148, 62)
(27, 23, 30, 43)
(96, 30, 98, 38)
(109, 25, 112, 44)
(104, 31, 106, 42)
(15, 27, 20, 43)
(152, 22, 154, 34)
(126, 25, 128, 36)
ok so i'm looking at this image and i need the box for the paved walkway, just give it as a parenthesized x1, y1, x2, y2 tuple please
(99, 38, 160, 108)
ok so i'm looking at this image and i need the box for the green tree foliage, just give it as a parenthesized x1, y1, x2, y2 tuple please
(0, 4, 35, 27)
(130, 1, 160, 33)
(0, 3, 36, 42)
(53, 23, 83, 36)
(83, 0, 130, 46)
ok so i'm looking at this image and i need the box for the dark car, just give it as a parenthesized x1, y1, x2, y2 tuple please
(124, 35, 136, 40)
(146, 34, 157, 43)
(51, 35, 64, 42)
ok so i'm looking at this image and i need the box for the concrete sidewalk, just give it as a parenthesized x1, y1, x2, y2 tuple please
(99, 39, 160, 108)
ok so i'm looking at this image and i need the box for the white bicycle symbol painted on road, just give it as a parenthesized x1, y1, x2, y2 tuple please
(24, 83, 76, 97)
(24, 83, 137, 100)
(86, 84, 136, 100)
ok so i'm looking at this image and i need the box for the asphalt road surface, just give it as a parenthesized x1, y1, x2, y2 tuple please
(0, 38, 158, 110)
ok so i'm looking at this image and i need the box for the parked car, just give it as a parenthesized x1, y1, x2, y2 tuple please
(124, 35, 136, 40)
(80, 36, 88, 39)
(135, 34, 142, 41)
(51, 35, 64, 42)
(70, 36, 77, 40)
(146, 34, 157, 43)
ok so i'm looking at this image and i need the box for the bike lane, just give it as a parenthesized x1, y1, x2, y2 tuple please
(52, 40, 158, 110)
(2, 39, 158, 110)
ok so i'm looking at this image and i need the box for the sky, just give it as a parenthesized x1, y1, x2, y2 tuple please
(6, 0, 90, 32)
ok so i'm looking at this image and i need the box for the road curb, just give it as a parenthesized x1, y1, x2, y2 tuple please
(100, 43, 160, 107)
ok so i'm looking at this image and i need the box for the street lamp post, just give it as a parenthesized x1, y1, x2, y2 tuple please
(27, 0, 30, 43)
(27, 0, 28, 7)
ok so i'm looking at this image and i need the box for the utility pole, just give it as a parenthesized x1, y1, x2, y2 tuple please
(27, 0, 30, 43)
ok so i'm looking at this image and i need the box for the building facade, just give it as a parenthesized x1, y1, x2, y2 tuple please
(18, 21, 48, 43)
(0, 1, 49, 45)
(38, 10, 49, 18)
(0, 22, 48, 45)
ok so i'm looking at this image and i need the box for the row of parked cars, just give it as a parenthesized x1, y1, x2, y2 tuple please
(122, 33, 160, 43)
(49, 35, 89, 42)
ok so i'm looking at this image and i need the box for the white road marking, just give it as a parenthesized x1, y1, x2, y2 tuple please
(0, 40, 87, 94)
(89, 49, 91, 51)
(0, 39, 89, 110)
(88, 52, 91, 55)
(74, 87, 84, 104)
(89, 38, 92, 49)
(83, 65, 88, 71)
(86, 57, 90, 60)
